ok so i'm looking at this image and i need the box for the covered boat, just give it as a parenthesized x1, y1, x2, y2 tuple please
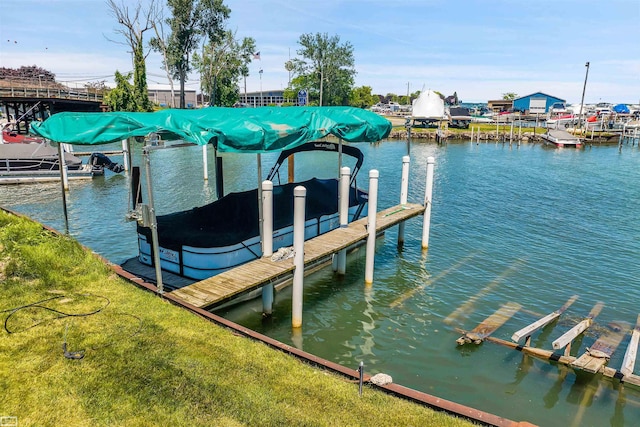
(31, 107, 392, 286)
(408, 89, 446, 127)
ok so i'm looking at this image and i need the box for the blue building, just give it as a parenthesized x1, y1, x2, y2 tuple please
(512, 92, 566, 114)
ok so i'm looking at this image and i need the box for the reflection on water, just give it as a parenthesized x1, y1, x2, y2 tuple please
(1, 139, 640, 426)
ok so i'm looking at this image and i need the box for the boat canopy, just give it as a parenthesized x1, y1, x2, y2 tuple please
(30, 106, 391, 153)
(613, 104, 630, 114)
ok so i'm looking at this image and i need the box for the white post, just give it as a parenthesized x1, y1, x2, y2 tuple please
(202, 145, 208, 181)
(257, 154, 264, 252)
(364, 170, 379, 284)
(261, 181, 274, 316)
(422, 157, 435, 249)
(262, 180, 273, 258)
(121, 139, 130, 172)
(337, 166, 350, 275)
(398, 156, 410, 244)
(59, 144, 69, 191)
(292, 186, 306, 328)
(470, 126, 474, 142)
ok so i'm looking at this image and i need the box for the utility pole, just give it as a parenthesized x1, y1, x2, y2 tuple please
(259, 69, 263, 107)
(578, 62, 590, 130)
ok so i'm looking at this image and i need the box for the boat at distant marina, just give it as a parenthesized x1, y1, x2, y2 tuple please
(408, 89, 446, 127)
(2, 126, 45, 144)
(0, 141, 124, 184)
(540, 129, 583, 148)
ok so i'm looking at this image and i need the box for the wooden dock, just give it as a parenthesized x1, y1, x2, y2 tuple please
(169, 203, 424, 309)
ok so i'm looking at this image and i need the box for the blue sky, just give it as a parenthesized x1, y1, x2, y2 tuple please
(1, 0, 639, 104)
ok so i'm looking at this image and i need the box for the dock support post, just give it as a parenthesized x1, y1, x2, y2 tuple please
(56, 142, 70, 233)
(398, 156, 410, 245)
(58, 143, 70, 191)
(261, 180, 274, 315)
(364, 170, 379, 284)
(470, 126, 474, 143)
(337, 166, 350, 275)
(143, 147, 164, 294)
(121, 139, 130, 172)
(257, 154, 264, 252)
(422, 157, 435, 250)
(202, 145, 208, 181)
(262, 180, 273, 258)
(292, 186, 306, 328)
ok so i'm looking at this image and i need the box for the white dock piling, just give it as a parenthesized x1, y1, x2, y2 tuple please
(261, 180, 274, 258)
(621, 314, 640, 377)
(292, 186, 307, 328)
(422, 157, 435, 249)
(202, 145, 208, 180)
(337, 166, 350, 275)
(364, 170, 379, 284)
(470, 126, 474, 142)
(121, 139, 130, 172)
(398, 156, 410, 245)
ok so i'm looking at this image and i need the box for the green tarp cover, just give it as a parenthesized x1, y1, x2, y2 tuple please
(30, 106, 391, 153)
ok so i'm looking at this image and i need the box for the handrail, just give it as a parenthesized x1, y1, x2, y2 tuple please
(0, 85, 104, 102)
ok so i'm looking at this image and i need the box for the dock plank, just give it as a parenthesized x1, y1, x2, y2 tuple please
(456, 302, 522, 345)
(552, 302, 604, 350)
(571, 321, 629, 374)
(511, 295, 578, 342)
(169, 203, 424, 308)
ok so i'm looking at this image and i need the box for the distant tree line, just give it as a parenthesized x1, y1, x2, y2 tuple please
(0, 66, 56, 85)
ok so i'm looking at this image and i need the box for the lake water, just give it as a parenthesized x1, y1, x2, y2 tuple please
(1, 138, 639, 426)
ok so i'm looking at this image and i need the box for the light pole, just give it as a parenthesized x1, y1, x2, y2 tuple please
(578, 62, 590, 130)
(259, 69, 263, 107)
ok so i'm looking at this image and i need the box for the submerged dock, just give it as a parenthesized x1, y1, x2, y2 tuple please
(170, 202, 424, 309)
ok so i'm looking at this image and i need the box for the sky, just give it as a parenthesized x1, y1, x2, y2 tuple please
(1, 0, 639, 104)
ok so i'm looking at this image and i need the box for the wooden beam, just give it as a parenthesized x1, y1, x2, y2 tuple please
(552, 302, 604, 350)
(621, 314, 640, 377)
(456, 302, 521, 345)
(571, 320, 629, 373)
(443, 257, 526, 326)
(511, 295, 578, 342)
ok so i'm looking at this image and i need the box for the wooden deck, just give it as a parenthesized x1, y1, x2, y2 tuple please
(169, 203, 424, 309)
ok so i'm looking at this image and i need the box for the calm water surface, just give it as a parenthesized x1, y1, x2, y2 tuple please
(1, 139, 639, 427)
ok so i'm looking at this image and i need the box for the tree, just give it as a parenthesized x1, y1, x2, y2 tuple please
(502, 92, 518, 100)
(106, 0, 155, 112)
(292, 33, 355, 106)
(104, 71, 137, 111)
(149, 7, 175, 107)
(164, 0, 230, 108)
(349, 85, 378, 109)
(193, 30, 255, 106)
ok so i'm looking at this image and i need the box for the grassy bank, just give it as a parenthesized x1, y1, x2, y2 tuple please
(0, 210, 476, 427)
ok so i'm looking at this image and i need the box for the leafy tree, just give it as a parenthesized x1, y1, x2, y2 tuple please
(502, 92, 518, 100)
(104, 71, 137, 111)
(292, 33, 355, 106)
(193, 30, 255, 106)
(149, 7, 175, 107)
(165, 0, 230, 108)
(106, 0, 155, 112)
(349, 85, 378, 109)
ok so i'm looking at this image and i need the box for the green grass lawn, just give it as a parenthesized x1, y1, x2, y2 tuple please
(0, 210, 477, 427)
